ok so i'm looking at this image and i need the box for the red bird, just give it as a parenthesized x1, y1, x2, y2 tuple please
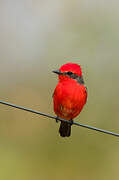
(53, 63, 87, 137)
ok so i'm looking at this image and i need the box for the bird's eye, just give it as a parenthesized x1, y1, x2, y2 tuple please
(67, 71, 73, 75)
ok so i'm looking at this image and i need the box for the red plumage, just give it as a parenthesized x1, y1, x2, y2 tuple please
(53, 63, 87, 137)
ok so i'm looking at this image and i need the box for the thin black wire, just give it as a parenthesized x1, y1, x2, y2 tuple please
(0, 100, 119, 137)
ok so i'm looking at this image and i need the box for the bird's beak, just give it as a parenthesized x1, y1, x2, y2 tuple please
(52, 70, 63, 75)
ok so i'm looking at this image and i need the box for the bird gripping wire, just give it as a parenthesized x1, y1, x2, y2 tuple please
(0, 100, 119, 137)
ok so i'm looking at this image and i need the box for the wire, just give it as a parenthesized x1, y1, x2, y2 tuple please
(0, 100, 119, 137)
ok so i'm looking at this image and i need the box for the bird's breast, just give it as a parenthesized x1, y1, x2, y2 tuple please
(53, 79, 87, 120)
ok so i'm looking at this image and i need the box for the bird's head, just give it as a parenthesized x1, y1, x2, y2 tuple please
(53, 63, 83, 82)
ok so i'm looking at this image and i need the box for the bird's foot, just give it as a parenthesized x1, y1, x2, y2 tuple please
(56, 117, 59, 123)
(70, 119, 73, 125)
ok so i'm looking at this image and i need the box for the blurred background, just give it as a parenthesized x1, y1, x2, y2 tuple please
(0, 0, 119, 179)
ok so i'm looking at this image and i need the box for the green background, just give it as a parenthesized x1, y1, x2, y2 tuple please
(0, 0, 119, 179)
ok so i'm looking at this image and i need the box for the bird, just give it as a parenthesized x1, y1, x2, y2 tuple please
(53, 63, 87, 137)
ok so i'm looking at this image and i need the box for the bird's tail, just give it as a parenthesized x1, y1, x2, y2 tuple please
(59, 121, 71, 137)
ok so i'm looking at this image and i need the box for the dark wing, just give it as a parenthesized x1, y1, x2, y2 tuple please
(84, 86, 88, 103)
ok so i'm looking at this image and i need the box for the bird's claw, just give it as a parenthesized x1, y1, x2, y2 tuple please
(70, 119, 73, 125)
(56, 117, 59, 123)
